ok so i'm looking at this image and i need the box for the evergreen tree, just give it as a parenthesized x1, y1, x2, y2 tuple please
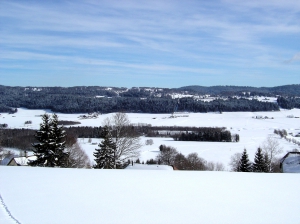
(238, 149, 252, 172)
(28, 114, 68, 167)
(48, 114, 68, 167)
(93, 126, 116, 169)
(28, 114, 52, 167)
(252, 147, 267, 172)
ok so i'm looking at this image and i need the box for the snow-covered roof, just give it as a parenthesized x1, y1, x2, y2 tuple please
(125, 164, 173, 170)
(9, 156, 37, 166)
(280, 152, 300, 173)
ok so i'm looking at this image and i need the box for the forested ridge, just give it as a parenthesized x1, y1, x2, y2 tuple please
(1, 84, 299, 113)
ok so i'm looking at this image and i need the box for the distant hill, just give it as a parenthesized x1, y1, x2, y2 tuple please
(177, 84, 300, 96)
(0, 84, 299, 113)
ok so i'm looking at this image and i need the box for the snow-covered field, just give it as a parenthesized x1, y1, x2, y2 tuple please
(1, 108, 300, 223)
(2, 108, 300, 168)
(0, 166, 300, 224)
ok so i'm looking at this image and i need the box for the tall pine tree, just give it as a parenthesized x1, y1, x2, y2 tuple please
(48, 114, 68, 167)
(238, 149, 252, 172)
(252, 147, 267, 172)
(94, 126, 116, 169)
(28, 114, 68, 167)
(28, 114, 52, 167)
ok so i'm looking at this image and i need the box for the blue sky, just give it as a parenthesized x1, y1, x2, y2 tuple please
(0, 0, 299, 88)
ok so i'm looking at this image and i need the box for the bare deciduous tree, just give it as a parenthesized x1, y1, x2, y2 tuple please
(206, 161, 215, 171)
(206, 161, 225, 171)
(174, 153, 188, 170)
(215, 162, 225, 171)
(262, 136, 283, 172)
(186, 153, 207, 170)
(229, 152, 242, 171)
(103, 113, 141, 166)
(65, 142, 91, 168)
(156, 145, 178, 165)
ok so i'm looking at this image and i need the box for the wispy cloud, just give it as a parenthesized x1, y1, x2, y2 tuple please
(0, 0, 299, 87)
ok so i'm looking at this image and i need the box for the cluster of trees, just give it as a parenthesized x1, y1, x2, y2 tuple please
(277, 97, 300, 109)
(28, 114, 69, 167)
(274, 129, 287, 138)
(17, 112, 141, 169)
(65, 126, 102, 138)
(0, 128, 36, 150)
(145, 145, 225, 171)
(135, 125, 238, 142)
(0, 128, 17, 164)
(231, 148, 269, 172)
(93, 113, 142, 169)
(229, 137, 283, 172)
(19, 113, 91, 168)
(0, 105, 17, 113)
(174, 129, 235, 142)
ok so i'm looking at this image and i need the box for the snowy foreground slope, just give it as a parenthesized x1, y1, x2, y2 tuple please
(1, 167, 300, 224)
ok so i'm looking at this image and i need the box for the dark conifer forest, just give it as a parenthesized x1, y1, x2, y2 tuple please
(1, 85, 299, 113)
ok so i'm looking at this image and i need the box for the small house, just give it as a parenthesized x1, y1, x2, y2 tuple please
(7, 156, 36, 166)
(280, 152, 300, 173)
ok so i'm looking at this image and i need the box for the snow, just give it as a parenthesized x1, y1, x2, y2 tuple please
(125, 164, 173, 170)
(13, 156, 37, 166)
(0, 166, 300, 224)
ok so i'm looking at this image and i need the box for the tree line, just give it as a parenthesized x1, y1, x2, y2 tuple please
(174, 129, 235, 142)
(0, 124, 238, 150)
(0, 127, 102, 150)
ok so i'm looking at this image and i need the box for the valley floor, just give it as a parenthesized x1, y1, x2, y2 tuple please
(2, 108, 300, 169)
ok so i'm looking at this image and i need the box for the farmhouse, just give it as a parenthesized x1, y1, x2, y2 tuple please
(7, 155, 36, 166)
(280, 152, 300, 173)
